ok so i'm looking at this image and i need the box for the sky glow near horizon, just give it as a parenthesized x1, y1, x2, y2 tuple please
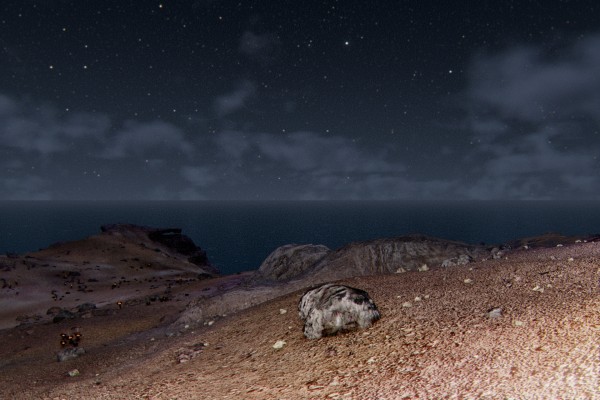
(1, 1, 599, 200)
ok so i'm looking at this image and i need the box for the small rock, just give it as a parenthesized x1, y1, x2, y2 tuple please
(567, 257, 574, 262)
(532, 285, 544, 293)
(463, 278, 473, 284)
(66, 369, 80, 377)
(367, 356, 376, 364)
(556, 244, 563, 247)
(417, 264, 429, 272)
(513, 320, 524, 327)
(57, 347, 85, 362)
(279, 308, 287, 315)
(395, 267, 407, 273)
(487, 307, 503, 319)
(414, 296, 422, 302)
(402, 302, 412, 308)
(273, 340, 286, 350)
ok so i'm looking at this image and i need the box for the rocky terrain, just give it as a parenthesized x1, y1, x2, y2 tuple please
(0, 226, 598, 399)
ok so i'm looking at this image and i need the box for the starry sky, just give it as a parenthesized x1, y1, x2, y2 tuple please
(1, 1, 599, 200)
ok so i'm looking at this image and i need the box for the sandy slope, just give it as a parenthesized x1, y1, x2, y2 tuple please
(1, 242, 598, 399)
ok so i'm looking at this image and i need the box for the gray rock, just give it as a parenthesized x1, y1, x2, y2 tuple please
(76, 302, 97, 313)
(298, 283, 380, 339)
(57, 347, 85, 362)
(53, 309, 76, 323)
(254, 244, 330, 282)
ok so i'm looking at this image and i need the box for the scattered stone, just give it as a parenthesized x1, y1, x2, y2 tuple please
(513, 320, 524, 327)
(53, 309, 76, 323)
(66, 369, 80, 377)
(402, 302, 412, 308)
(463, 278, 473, 284)
(76, 302, 97, 313)
(395, 267, 407, 273)
(417, 264, 429, 272)
(442, 254, 472, 267)
(46, 306, 62, 316)
(273, 340, 286, 349)
(568, 257, 574, 262)
(279, 308, 287, 315)
(487, 307, 503, 319)
(57, 347, 85, 362)
(298, 283, 380, 340)
(532, 285, 544, 293)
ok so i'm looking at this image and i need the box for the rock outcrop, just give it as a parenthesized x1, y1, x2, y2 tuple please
(253, 244, 330, 282)
(100, 224, 218, 275)
(305, 235, 491, 281)
(176, 235, 493, 331)
(252, 235, 491, 284)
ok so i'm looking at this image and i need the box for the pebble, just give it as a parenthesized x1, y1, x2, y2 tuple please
(273, 340, 286, 350)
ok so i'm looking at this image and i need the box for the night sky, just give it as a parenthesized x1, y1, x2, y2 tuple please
(1, 1, 599, 200)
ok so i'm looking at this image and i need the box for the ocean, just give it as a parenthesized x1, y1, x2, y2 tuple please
(1, 201, 599, 275)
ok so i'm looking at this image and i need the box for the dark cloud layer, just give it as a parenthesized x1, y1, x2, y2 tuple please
(1, 12, 599, 200)
(464, 34, 600, 199)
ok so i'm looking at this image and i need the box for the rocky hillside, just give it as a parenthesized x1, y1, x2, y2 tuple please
(0, 224, 219, 330)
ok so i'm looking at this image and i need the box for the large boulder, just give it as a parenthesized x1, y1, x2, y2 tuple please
(253, 244, 330, 282)
(298, 283, 380, 339)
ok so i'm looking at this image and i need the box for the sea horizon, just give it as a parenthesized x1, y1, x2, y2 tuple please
(2, 200, 599, 274)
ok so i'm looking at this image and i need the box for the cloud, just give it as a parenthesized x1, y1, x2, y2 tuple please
(239, 31, 280, 63)
(213, 81, 256, 117)
(0, 95, 110, 154)
(462, 33, 600, 199)
(178, 130, 411, 200)
(102, 120, 193, 159)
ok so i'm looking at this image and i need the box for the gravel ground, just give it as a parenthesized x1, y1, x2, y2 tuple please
(1, 243, 598, 399)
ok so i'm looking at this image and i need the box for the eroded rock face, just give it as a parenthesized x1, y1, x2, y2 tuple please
(100, 224, 217, 275)
(254, 244, 330, 282)
(298, 283, 380, 339)
(308, 235, 491, 281)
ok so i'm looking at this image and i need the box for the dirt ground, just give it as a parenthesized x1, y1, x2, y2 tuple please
(0, 243, 598, 399)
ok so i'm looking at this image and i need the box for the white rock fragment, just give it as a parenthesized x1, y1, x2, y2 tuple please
(402, 302, 412, 308)
(556, 244, 563, 247)
(414, 296, 422, 302)
(417, 264, 429, 272)
(575, 239, 582, 243)
(568, 257, 574, 262)
(273, 340, 286, 349)
(67, 369, 80, 377)
(532, 285, 544, 293)
(513, 320, 524, 327)
(463, 278, 473, 284)
(395, 267, 407, 274)
(487, 307, 503, 319)
(279, 308, 287, 315)
(367, 356, 377, 364)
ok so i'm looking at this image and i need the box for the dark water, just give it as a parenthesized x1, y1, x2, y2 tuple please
(1, 201, 599, 274)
